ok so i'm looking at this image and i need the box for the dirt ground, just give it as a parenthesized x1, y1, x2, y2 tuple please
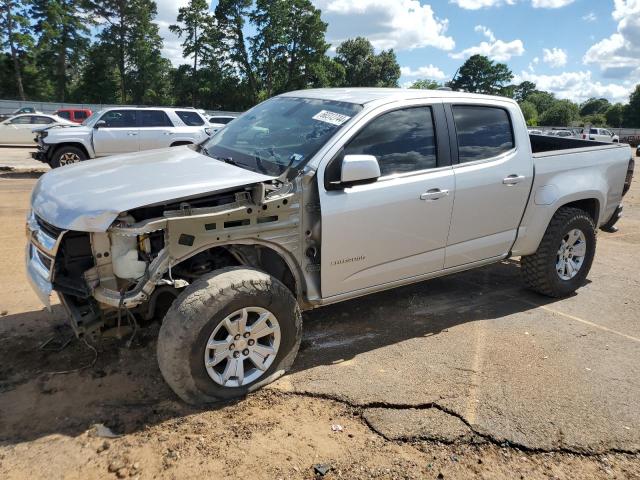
(1, 153, 639, 479)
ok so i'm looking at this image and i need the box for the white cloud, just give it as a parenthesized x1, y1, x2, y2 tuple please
(542, 47, 567, 67)
(531, 0, 574, 7)
(451, 0, 573, 8)
(156, 0, 213, 66)
(313, 0, 454, 51)
(400, 65, 447, 80)
(514, 70, 632, 103)
(450, 25, 524, 61)
(583, 0, 640, 80)
(582, 12, 597, 22)
(450, 0, 515, 9)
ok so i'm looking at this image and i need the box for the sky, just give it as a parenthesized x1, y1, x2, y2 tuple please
(154, 0, 640, 104)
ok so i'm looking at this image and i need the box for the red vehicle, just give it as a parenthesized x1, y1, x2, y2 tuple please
(53, 108, 92, 124)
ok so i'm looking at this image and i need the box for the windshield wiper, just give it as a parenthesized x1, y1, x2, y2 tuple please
(217, 156, 238, 167)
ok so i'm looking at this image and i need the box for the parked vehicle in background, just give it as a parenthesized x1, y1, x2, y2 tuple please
(32, 107, 213, 168)
(528, 129, 543, 135)
(552, 130, 576, 138)
(54, 108, 93, 124)
(0, 106, 41, 122)
(208, 115, 237, 134)
(582, 127, 619, 143)
(0, 113, 74, 145)
(25, 88, 634, 404)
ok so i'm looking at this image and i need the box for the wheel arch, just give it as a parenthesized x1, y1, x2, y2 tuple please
(170, 241, 306, 304)
(512, 193, 603, 257)
(50, 142, 91, 160)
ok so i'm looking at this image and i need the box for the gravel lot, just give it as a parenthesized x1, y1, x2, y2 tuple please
(0, 148, 639, 479)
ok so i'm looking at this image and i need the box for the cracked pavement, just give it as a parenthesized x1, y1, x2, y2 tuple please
(270, 175, 640, 455)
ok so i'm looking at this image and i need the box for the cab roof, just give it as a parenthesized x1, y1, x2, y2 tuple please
(279, 87, 517, 106)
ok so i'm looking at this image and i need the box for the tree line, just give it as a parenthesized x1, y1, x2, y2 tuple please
(1, 0, 639, 127)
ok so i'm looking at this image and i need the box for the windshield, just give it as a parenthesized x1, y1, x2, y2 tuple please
(201, 96, 362, 176)
(81, 110, 102, 126)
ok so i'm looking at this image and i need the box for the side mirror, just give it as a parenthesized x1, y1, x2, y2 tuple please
(340, 154, 381, 186)
(94, 120, 106, 129)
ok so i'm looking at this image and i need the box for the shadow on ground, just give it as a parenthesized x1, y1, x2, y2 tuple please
(0, 260, 566, 446)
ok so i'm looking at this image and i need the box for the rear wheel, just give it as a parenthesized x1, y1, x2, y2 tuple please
(51, 146, 87, 168)
(521, 207, 596, 297)
(157, 267, 302, 404)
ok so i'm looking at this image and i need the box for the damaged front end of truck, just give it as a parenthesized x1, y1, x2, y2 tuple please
(26, 152, 323, 340)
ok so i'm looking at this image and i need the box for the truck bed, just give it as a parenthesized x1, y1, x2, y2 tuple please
(530, 134, 620, 155)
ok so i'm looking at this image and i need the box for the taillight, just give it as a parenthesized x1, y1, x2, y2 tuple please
(582, 134, 586, 139)
(623, 158, 634, 197)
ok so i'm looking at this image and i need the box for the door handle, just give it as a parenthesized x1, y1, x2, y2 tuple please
(503, 174, 525, 186)
(420, 188, 449, 201)
(127, 131, 138, 136)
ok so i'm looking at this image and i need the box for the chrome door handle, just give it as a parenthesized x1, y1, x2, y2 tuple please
(127, 131, 138, 136)
(503, 174, 525, 185)
(420, 188, 449, 201)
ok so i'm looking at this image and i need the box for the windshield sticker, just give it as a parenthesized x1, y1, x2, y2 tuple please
(312, 110, 351, 126)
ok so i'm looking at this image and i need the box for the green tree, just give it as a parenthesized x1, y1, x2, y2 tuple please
(31, 0, 91, 102)
(579, 97, 610, 117)
(623, 84, 640, 128)
(126, 0, 173, 104)
(526, 91, 556, 116)
(447, 55, 512, 95)
(513, 81, 536, 102)
(215, 0, 257, 102)
(72, 43, 121, 103)
(251, 0, 328, 96)
(335, 37, 400, 87)
(409, 79, 442, 90)
(539, 99, 579, 126)
(581, 113, 607, 127)
(519, 100, 538, 126)
(170, 0, 214, 106)
(605, 103, 625, 128)
(307, 55, 345, 88)
(87, 0, 171, 104)
(0, 0, 32, 100)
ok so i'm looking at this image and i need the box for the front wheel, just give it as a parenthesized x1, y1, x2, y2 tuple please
(50, 146, 87, 168)
(157, 267, 302, 404)
(521, 207, 596, 298)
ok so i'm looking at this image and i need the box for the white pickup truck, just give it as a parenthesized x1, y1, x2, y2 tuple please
(32, 107, 212, 168)
(25, 88, 634, 404)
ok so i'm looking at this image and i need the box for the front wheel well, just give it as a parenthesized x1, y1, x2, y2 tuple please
(556, 198, 600, 225)
(171, 244, 298, 297)
(50, 142, 90, 160)
(170, 141, 193, 147)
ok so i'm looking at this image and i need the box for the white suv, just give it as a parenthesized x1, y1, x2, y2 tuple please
(582, 127, 619, 143)
(32, 107, 213, 168)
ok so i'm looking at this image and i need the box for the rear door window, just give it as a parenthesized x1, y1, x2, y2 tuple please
(100, 110, 137, 128)
(176, 110, 205, 126)
(344, 107, 438, 176)
(32, 116, 54, 124)
(10, 116, 34, 124)
(140, 110, 174, 127)
(56, 111, 71, 120)
(452, 106, 514, 163)
(75, 111, 88, 120)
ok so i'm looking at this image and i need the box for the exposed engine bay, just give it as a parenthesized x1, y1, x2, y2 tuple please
(50, 173, 322, 339)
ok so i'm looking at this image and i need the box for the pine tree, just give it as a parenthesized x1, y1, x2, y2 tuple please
(0, 0, 32, 100)
(170, 0, 214, 106)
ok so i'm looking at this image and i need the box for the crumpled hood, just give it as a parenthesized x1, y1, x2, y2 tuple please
(31, 146, 275, 232)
